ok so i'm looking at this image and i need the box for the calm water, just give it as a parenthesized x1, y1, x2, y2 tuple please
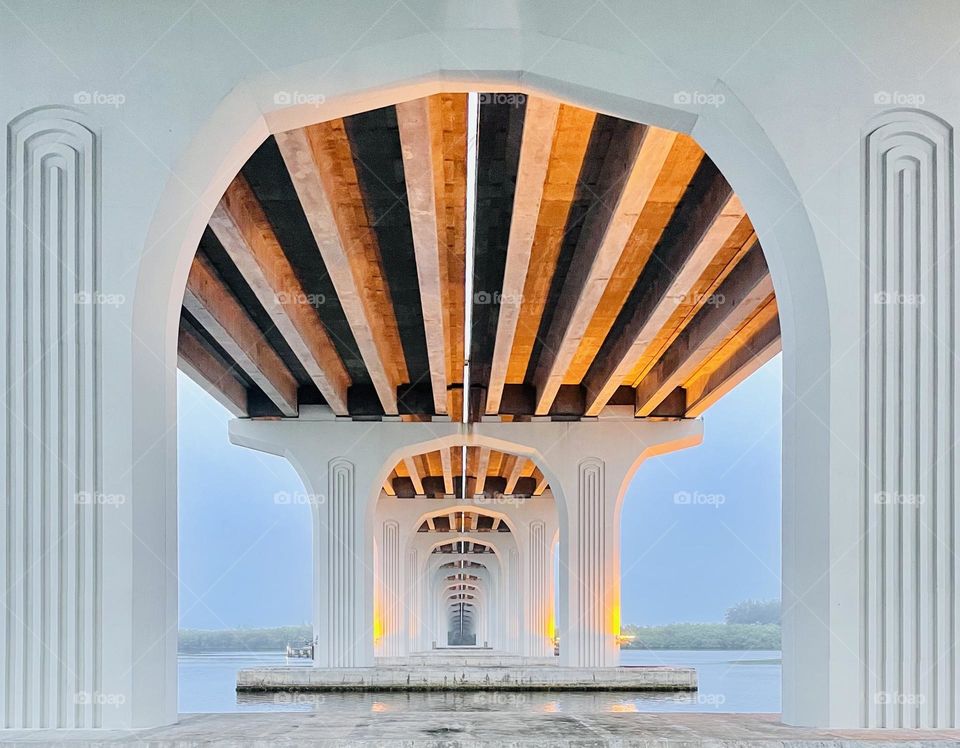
(179, 650, 781, 714)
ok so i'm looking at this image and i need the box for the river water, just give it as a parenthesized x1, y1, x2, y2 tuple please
(179, 650, 781, 714)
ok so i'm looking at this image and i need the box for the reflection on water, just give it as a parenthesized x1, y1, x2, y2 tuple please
(179, 649, 781, 714)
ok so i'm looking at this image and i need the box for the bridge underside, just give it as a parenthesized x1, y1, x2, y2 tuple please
(176, 92, 779, 690)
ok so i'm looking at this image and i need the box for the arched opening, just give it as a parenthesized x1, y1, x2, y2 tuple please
(171, 87, 783, 709)
(372, 446, 559, 658)
(133, 51, 826, 725)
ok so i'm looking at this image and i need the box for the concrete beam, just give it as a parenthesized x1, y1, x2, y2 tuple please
(485, 97, 561, 414)
(404, 457, 425, 496)
(474, 447, 491, 496)
(685, 309, 781, 417)
(504, 105, 597, 395)
(634, 242, 774, 416)
(208, 175, 350, 414)
(504, 456, 526, 495)
(276, 124, 405, 414)
(177, 325, 248, 417)
(182, 254, 298, 416)
(397, 95, 452, 415)
(582, 166, 742, 415)
(440, 446, 455, 495)
(532, 125, 677, 414)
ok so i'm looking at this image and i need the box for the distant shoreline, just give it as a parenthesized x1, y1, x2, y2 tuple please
(179, 623, 780, 653)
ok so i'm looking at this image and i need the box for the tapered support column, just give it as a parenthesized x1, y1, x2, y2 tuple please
(467, 420, 703, 668)
(524, 520, 554, 656)
(561, 457, 620, 667)
(311, 457, 373, 667)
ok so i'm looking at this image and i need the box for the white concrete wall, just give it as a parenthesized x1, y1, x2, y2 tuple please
(1, 0, 959, 729)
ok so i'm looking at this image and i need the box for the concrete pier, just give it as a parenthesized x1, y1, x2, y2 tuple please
(236, 664, 697, 692)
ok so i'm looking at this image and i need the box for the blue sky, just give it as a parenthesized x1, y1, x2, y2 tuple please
(177, 356, 781, 630)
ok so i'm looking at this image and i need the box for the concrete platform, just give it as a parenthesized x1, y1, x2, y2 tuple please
(236, 664, 697, 692)
(4, 712, 960, 746)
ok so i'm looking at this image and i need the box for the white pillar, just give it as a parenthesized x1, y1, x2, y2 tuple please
(312, 457, 372, 667)
(558, 458, 621, 667)
(377, 520, 403, 657)
(525, 520, 553, 656)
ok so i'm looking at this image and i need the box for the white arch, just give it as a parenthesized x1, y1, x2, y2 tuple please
(126, 22, 831, 729)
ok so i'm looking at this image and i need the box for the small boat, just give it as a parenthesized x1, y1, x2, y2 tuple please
(285, 639, 314, 659)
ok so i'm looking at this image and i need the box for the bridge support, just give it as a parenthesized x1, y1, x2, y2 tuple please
(229, 417, 702, 669)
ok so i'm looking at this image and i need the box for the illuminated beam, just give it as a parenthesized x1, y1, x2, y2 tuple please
(382, 475, 396, 497)
(182, 254, 298, 416)
(506, 105, 597, 389)
(473, 448, 491, 496)
(177, 324, 248, 416)
(485, 97, 561, 414)
(532, 125, 678, 414)
(685, 307, 781, 417)
(396, 96, 451, 415)
(504, 456, 526, 495)
(440, 447, 455, 495)
(275, 125, 404, 414)
(208, 175, 350, 414)
(404, 458, 425, 496)
(533, 471, 549, 497)
(634, 243, 774, 416)
(583, 173, 745, 415)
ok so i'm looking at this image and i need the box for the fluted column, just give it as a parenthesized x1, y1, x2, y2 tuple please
(524, 520, 553, 656)
(1, 109, 103, 729)
(854, 110, 959, 727)
(559, 458, 620, 667)
(312, 458, 371, 667)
